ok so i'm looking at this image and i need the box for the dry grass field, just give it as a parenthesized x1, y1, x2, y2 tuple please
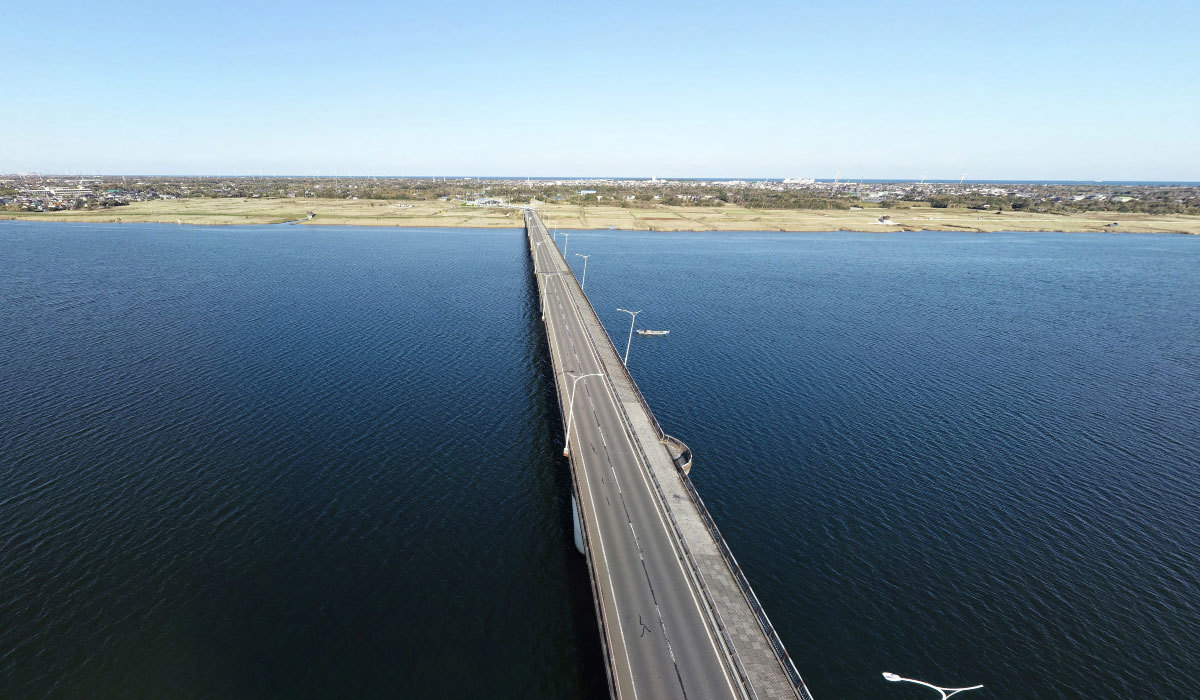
(0, 198, 521, 228)
(533, 201, 1200, 234)
(4, 197, 1198, 234)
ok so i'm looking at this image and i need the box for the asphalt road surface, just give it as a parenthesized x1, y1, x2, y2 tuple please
(529, 213, 742, 700)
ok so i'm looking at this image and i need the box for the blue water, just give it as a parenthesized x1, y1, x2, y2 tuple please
(2, 221, 1198, 699)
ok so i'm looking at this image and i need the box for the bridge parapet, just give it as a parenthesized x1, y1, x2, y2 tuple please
(660, 434, 692, 474)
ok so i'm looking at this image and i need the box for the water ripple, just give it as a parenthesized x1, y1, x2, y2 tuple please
(0, 223, 605, 700)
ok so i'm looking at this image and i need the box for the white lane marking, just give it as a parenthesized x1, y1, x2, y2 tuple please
(566, 283, 697, 700)
(538, 222, 737, 697)
(575, 423, 640, 700)
(542, 233, 740, 700)
(541, 264, 639, 700)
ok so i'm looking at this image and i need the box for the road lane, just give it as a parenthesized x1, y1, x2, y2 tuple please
(529, 213, 742, 700)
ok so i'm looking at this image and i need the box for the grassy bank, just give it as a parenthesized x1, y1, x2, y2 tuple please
(0, 198, 521, 228)
(4, 197, 1199, 234)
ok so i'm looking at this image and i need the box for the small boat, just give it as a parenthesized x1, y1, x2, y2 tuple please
(636, 329, 669, 336)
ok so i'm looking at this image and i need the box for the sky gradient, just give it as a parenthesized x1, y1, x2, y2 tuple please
(3, 0, 1198, 179)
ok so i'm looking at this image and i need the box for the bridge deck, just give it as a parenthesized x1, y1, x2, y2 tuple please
(526, 211, 813, 700)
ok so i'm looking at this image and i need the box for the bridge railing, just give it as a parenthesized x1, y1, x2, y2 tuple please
(526, 216, 621, 699)
(527, 213, 814, 700)
(544, 234, 760, 699)
(527, 216, 761, 699)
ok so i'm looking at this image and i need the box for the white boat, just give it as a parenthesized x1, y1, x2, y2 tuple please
(636, 329, 669, 336)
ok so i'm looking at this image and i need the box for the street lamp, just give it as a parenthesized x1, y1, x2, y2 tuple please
(563, 372, 602, 457)
(575, 253, 590, 291)
(616, 308, 641, 366)
(538, 270, 560, 320)
(561, 231, 570, 257)
(882, 673, 983, 699)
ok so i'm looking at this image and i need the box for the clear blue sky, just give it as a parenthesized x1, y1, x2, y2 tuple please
(4, 0, 1198, 179)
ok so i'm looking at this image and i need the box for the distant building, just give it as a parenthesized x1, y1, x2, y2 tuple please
(465, 197, 505, 207)
(22, 187, 94, 199)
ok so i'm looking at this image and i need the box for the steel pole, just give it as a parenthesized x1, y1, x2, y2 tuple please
(576, 254, 589, 291)
(883, 673, 984, 700)
(563, 373, 601, 457)
(617, 308, 640, 366)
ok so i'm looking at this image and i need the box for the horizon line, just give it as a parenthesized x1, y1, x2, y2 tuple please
(4, 173, 1199, 184)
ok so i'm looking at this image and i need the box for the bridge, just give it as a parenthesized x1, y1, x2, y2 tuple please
(526, 210, 815, 700)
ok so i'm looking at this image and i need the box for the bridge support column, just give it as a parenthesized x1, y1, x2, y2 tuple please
(571, 495, 585, 555)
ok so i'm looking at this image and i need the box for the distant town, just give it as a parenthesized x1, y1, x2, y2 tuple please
(2, 175, 1198, 216)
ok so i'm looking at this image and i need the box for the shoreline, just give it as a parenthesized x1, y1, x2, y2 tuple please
(3, 197, 1198, 234)
(3, 217, 1196, 236)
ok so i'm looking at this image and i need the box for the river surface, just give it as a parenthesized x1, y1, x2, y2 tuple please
(2, 221, 1197, 699)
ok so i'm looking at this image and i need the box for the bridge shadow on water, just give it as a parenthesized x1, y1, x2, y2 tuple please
(522, 243, 609, 700)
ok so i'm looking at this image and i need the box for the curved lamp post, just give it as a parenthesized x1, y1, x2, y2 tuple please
(882, 673, 983, 699)
(563, 372, 602, 457)
(537, 269, 559, 319)
(616, 308, 641, 366)
(561, 231, 570, 257)
(575, 253, 590, 291)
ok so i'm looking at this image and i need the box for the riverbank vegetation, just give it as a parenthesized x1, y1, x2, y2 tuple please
(4, 175, 1198, 217)
(5, 196, 1199, 234)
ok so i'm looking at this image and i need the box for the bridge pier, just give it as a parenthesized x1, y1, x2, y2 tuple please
(571, 495, 585, 555)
